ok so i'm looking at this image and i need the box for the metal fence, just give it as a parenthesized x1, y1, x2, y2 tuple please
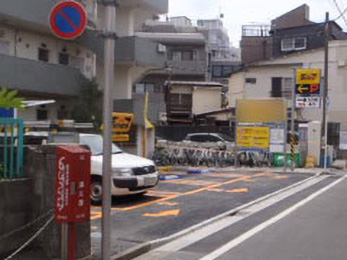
(0, 118, 24, 180)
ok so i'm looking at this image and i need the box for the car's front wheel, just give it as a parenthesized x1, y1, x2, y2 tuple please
(90, 176, 103, 205)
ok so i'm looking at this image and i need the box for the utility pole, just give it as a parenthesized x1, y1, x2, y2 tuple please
(322, 12, 330, 170)
(101, 0, 116, 259)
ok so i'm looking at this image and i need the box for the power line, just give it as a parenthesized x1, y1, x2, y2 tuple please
(332, 0, 347, 25)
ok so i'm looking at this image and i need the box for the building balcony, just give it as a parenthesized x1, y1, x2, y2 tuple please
(242, 25, 271, 37)
(78, 33, 167, 67)
(166, 60, 207, 76)
(0, 54, 86, 96)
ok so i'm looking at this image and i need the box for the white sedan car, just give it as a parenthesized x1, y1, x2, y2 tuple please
(79, 134, 159, 204)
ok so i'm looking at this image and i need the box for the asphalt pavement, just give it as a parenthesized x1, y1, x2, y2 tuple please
(90, 168, 312, 258)
(136, 172, 347, 260)
(216, 174, 347, 260)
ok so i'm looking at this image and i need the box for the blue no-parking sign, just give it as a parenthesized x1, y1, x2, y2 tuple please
(49, 1, 87, 40)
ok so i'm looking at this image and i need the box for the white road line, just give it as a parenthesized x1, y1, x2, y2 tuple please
(201, 175, 346, 260)
(135, 175, 327, 259)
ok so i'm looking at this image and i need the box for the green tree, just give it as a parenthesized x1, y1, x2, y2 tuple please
(72, 78, 103, 128)
(0, 88, 25, 109)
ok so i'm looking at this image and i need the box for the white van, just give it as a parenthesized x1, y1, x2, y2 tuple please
(79, 134, 159, 204)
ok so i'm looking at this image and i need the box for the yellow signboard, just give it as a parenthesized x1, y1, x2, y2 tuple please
(296, 69, 321, 85)
(237, 126, 270, 149)
(112, 134, 130, 142)
(112, 113, 135, 133)
(236, 99, 287, 123)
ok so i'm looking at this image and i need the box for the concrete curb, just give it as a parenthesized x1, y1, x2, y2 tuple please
(111, 170, 324, 260)
(111, 243, 151, 260)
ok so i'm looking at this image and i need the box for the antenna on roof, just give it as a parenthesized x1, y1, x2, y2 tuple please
(219, 5, 224, 19)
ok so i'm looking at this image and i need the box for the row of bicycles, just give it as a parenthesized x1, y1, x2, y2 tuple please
(152, 141, 272, 168)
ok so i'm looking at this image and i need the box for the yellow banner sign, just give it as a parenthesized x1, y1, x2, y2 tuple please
(112, 134, 130, 142)
(296, 69, 321, 85)
(237, 126, 270, 149)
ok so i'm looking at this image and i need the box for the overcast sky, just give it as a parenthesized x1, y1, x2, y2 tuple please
(169, 0, 347, 47)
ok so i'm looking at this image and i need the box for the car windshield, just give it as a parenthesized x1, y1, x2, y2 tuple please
(79, 135, 122, 155)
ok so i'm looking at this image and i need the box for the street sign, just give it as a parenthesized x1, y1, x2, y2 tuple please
(295, 84, 320, 95)
(296, 69, 321, 85)
(49, 1, 87, 40)
(55, 146, 91, 223)
(112, 134, 130, 142)
(237, 126, 270, 150)
(296, 96, 321, 108)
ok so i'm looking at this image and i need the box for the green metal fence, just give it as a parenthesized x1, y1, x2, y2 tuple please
(0, 118, 24, 180)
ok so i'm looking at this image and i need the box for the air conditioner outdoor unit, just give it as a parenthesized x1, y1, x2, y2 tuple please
(158, 44, 167, 53)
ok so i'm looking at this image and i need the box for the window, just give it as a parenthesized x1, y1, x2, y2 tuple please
(271, 77, 293, 100)
(59, 52, 69, 65)
(182, 51, 193, 61)
(281, 37, 307, 51)
(271, 77, 282, 97)
(190, 135, 208, 142)
(245, 78, 257, 84)
(37, 106, 48, 120)
(213, 66, 222, 77)
(134, 83, 156, 94)
(57, 105, 68, 120)
(38, 47, 49, 62)
(208, 135, 222, 142)
(0, 40, 10, 55)
(168, 51, 180, 61)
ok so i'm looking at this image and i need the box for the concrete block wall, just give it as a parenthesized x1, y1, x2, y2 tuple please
(0, 179, 35, 256)
(0, 146, 91, 259)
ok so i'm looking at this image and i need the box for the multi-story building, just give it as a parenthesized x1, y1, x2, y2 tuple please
(240, 4, 347, 65)
(0, 0, 168, 123)
(229, 40, 347, 132)
(127, 17, 239, 126)
(0, 0, 98, 121)
(197, 19, 241, 83)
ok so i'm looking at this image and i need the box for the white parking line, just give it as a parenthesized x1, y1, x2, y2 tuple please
(201, 175, 346, 260)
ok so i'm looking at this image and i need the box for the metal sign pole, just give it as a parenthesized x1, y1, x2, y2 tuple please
(291, 69, 296, 172)
(283, 119, 288, 174)
(102, 1, 116, 259)
(322, 12, 330, 171)
(61, 223, 68, 260)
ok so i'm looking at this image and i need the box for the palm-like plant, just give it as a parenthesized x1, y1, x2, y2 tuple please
(0, 88, 25, 109)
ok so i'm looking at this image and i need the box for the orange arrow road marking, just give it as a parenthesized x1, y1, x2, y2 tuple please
(144, 209, 181, 218)
(227, 188, 249, 193)
(157, 201, 180, 206)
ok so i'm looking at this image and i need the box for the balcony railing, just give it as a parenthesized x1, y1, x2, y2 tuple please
(0, 54, 86, 96)
(242, 25, 271, 37)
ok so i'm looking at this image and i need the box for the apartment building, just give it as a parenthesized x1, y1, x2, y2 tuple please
(0, 0, 168, 124)
(0, 0, 98, 121)
(197, 19, 241, 83)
